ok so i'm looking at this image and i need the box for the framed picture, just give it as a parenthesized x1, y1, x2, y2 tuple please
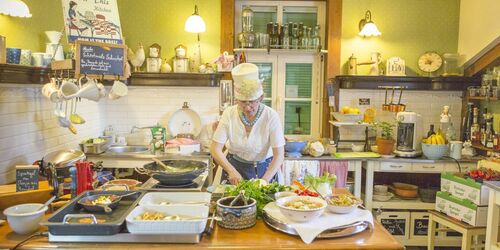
(386, 57, 406, 76)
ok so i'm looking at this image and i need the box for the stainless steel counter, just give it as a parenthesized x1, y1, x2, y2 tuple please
(285, 155, 482, 163)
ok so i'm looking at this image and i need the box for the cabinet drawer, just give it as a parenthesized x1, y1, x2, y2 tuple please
(444, 163, 475, 172)
(412, 163, 444, 172)
(380, 162, 412, 171)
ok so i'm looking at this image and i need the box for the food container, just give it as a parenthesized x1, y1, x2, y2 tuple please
(325, 195, 362, 214)
(217, 196, 257, 229)
(138, 192, 211, 206)
(80, 138, 112, 154)
(391, 182, 418, 198)
(100, 179, 142, 191)
(419, 187, 439, 203)
(442, 53, 463, 76)
(126, 205, 209, 234)
(275, 196, 326, 222)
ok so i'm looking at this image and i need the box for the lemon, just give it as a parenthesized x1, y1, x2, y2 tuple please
(341, 106, 350, 114)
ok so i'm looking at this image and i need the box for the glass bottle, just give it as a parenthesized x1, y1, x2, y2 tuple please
(310, 25, 321, 50)
(300, 26, 309, 49)
(297, 22, 304, 49)
(445, 122, 457, 142)
(463, 103, 474, 141)
(291, 25, 299, 49)
(270, 23, 279, 48)
(486, 121, 493, 148)
(427, 124, 435, 137)
(471, 107, 480, 143)
(282, 23, 290, 49)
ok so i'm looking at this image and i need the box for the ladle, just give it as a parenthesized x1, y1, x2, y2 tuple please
(69, 98, 86, 124)
(37, 196, 57, 211)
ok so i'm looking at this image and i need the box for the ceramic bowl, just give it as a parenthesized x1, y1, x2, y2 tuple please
(422, 143, 449, 160)
(274, 191, 298, 200)
(285, 141, 306, 153)
(374, 185, 388, 194)
(276, 196, 326, 222)
(325, 195, 363, 214)
(373, 192, 394, 202)
(3, 203, 47, 234)
(332, 112, 363, 122)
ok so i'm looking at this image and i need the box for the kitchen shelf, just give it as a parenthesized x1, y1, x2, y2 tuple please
(0, 63, 50, 85)
(329, 120, 371, 127)
(372, 199, 436, 210)
(129, 72, 223, 87)
(467, 96, 498, 101)
(471, 143, 500, 153)
(334, 75, 481, 91)
(234, 48, 328, 54)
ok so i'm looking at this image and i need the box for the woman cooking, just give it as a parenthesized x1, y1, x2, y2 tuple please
(211, 63, 285, 185)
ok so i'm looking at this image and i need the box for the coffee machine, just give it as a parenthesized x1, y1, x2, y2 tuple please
(394, 112, 423, 158)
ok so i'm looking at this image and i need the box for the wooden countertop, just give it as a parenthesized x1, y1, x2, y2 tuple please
(0, 188, 402, 249)
(0, 220, 402, 249)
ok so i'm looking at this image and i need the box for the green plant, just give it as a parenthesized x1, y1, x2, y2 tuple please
(373, 121, 396, 140)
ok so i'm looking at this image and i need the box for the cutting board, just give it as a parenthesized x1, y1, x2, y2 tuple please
(334, 152, 380, 158)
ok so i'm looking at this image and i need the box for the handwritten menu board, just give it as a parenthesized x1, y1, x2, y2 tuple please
(413, 218, 429, 236)
(75, 41, 127, 80)
(380, 218, 406, 236)
(16, 165, 39, 192)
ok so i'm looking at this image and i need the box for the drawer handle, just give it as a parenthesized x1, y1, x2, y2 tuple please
(389, 165, 403, 168)
(422, 166, 436, 169)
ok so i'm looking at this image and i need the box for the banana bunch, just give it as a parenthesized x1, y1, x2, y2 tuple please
(422, 131, 446, 145)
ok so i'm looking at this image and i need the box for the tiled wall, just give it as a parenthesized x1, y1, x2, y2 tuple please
(337, 89, 463, 143)
(0, 85, 220, 185)
(0, 85, 103, 184)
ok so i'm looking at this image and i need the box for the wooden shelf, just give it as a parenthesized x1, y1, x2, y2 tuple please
(129, 72, 223, 87)
(0, 63, 50, 85)
(467, 96, 498, 101)
(471, 143, 500, 153)
(335, 75, 481, 91)
(372, 199, 436, 210)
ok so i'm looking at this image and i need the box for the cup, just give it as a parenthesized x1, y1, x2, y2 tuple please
(259, 34, 269, 48)
(31, 52, 44, 66)
(45, 43, 64, 61)
(449, 141, 463, 160)
(42, 53, 52, 67)
(77, 78, 101, 101)
(19, 49, 32, 66)
(59, 79, 79, 99)
(6, 48, 21, 64)
(42, 80, 60, 102)
(109, 80, 128, 100)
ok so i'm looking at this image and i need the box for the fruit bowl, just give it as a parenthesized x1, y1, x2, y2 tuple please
(422, 143, 449, 160)
(285, 141, 307, 157)
(332, 112, 363, 122)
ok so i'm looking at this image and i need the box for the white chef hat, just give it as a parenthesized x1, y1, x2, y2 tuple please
(232, 63, 263, 101)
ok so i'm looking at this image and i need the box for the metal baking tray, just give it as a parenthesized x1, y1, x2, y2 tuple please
(42, 190, 144, 235)
(262, 211, 371, 239)
(48, 233, 201, 243)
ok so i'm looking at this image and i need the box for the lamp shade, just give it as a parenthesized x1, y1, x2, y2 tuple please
(0, 0, 32, 18)
(184, 5, 206, 33)
(359, 22, 381, 37)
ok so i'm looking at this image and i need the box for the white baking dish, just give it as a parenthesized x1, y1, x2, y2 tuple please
(126, 205, 209, 234)
(138, 192, 211, 206)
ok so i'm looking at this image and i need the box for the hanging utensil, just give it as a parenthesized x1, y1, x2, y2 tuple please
(70, 98, 86, 124)
(397, 87, 406, 112)
(389, 87, 398, 112)
(382, 88, 389, 111)
(293, 107, 303, 134)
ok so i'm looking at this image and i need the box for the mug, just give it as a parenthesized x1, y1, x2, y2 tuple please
(6, 48, 21, 64)
(31, 52, 45, 67)
(45, 43, 64, 61)
(59, 79, 79, 99)
(20, 49, 32, 66)
(77, 77, 101, 101)
(42, 79, 59, 102)
(449, 141, 463, 160)
(109, 80, 128, 100)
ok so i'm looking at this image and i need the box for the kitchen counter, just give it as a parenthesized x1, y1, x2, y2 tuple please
(286, 155, 482, 163)
(484, 181, 500, 192)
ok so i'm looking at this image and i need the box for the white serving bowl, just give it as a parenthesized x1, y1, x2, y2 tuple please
(325, 195, 363, 214)
(276, 196, 326, 222)
(422, 143, 449, 160)
(373, 192, 394, 202)
(274, 191, 298, 200)
(3, 203, 47, 234)
(332, 112, 363, 122)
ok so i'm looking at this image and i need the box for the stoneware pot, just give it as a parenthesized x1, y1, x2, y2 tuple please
(376, 138, 395, 155)
(216, 196, 256, 230)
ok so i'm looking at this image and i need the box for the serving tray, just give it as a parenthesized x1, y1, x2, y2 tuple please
(42, 190, 144, 235)
(262, 210, 370, 239)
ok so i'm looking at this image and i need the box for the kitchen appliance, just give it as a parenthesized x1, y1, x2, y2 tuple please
(394, 112, 423, 158)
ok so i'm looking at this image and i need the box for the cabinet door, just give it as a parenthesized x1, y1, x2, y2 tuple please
(277, 54, 321, 139)
(244, 52, 278, 108)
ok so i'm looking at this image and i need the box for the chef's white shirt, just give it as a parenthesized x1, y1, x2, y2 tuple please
(213, 105, 285, 162)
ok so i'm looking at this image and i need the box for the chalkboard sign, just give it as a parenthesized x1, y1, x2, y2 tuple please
(75, 41, 127, 80)
(381, 218, 406, 236)
(413, 219, 429, 236)
(16, 165, 39, 192)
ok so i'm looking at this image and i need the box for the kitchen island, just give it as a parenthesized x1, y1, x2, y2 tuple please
(0, 219, 402, 249)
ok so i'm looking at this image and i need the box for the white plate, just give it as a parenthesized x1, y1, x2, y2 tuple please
(168, 106, 202, 137)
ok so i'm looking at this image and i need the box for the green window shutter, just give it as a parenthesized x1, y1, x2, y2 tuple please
(285, 63, 312, 98)
(284, 101, 311, 135)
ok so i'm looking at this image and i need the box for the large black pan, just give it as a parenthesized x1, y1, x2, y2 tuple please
(77, 192, 138, 213)
(135, 159, 207, 186)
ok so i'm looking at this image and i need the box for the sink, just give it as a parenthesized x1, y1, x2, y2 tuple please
(106, 146, 150, 154)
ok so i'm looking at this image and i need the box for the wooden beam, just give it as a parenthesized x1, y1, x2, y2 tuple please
(322, 0, 342, 138)
(464, 40, 500, 77)
(220, 0, 235, 53)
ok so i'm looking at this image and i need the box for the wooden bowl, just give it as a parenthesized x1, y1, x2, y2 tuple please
(391, 182, 418, 198)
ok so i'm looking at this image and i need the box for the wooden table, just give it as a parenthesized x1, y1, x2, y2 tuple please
(427, 210, 486, 250)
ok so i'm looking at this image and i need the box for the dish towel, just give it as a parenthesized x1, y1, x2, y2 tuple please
(283, 160, 320, 185)
(264, 202, 374, 244)
(319, 161, 348, 188)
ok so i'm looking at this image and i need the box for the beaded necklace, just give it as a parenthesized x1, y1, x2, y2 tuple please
(239, 104, 264, 127)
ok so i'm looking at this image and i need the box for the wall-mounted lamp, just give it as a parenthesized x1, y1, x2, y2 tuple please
(0, 0, 31, 18)
(185, 5, 206, 39)
(358, 10, 381, 37)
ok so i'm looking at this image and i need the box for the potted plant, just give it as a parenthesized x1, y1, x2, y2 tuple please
(373, 121, 396, 155)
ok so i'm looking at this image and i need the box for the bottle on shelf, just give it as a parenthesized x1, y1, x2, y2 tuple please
(310, 25, 321, 50)
(446, 122, 457, 142)
(480, 124, 487, 146)
(291, 25, 299, 49)
(282, 23, 290, 49)
(427, 124, 436, 137)
(494, 132, 500, 150)
(471, 107, 480, 143)
(462, 103, 474, 141)
(300, 26, 310, 49)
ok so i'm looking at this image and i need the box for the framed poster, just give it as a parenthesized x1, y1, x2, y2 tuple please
(62, 0, 123, 44)
(75, 40, 126, 80)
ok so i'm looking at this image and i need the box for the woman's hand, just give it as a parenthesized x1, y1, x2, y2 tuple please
(228, 170, 243, 185)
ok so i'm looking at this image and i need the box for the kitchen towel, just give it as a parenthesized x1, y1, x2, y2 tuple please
(319, 161, 348, 188)
(283, 160, 320, 185)
(263, 202, 373, 244)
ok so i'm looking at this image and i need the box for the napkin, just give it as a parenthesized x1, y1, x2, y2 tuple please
(263, 202, 374, 244)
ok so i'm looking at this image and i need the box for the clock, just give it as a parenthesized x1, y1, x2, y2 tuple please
(418, 52, 443, 73)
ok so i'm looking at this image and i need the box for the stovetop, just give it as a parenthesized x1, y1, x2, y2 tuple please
(139, 171, 207, 192)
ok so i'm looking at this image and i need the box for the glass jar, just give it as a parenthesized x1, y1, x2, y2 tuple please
(443, 53, 463, 76)
(467, 86, 478, 97)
